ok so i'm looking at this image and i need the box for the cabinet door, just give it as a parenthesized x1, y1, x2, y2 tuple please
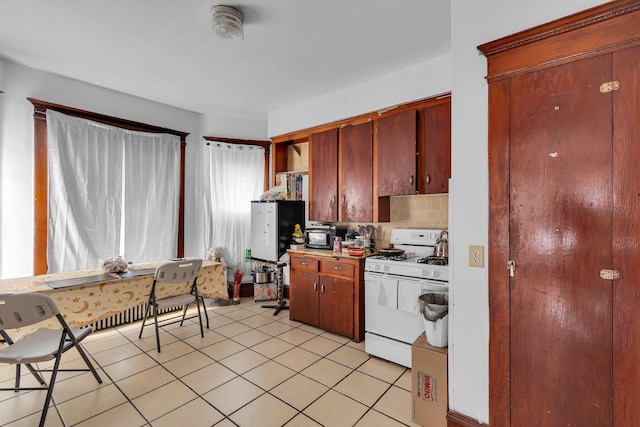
(319, 276, 354, 338)
(376, 110, 417, 196)
(508, 55, 612, 426)
(339, 121, 373, 222)
(289, 269, 319, 326)
(309, 129, 338, 222)
(419, 100, 451, 194)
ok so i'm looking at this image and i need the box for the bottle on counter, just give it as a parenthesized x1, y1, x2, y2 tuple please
(333, 237, 342, 254)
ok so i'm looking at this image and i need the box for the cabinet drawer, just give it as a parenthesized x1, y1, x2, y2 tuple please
(291, 257, 319, 272)
(320, 259, 355, 279)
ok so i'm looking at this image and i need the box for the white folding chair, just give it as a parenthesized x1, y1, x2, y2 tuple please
(0, 292, 103, 427)
(138, 259, 205, 352)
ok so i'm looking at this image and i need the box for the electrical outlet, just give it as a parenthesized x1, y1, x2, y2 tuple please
(469, 245, 484, 268)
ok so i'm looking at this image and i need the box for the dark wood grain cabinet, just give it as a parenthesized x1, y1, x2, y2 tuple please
(272, 95, 450, 223)
(309, 129, 338, 222)
(339, 121, 373, 223)
(479, 2, 640, 426)
(289, 252, 364, 342)
(418, 100, 451, 194)
(376, 109, 417, 197)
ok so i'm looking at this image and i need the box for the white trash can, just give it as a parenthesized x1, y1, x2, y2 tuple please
(418, 293, 449, 347)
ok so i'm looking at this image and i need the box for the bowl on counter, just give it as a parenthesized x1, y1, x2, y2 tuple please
(347, 247, 365, 257)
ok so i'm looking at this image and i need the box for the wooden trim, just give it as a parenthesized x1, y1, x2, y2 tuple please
(487, 79, 511, 427)
(28, 98, 189, 138)
(448, 410, 489, 427)
(478, 0, 640, 81)
(32, 104, 48, 275)
(28, 98, 189, 274)
(203, 136, 271, 192)
(270, 94, 451, 143)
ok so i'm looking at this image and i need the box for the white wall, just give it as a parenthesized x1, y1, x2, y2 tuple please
(450, 0, 607, 422)
(268, 54, 452, 138)
(0, 58, 268, 279)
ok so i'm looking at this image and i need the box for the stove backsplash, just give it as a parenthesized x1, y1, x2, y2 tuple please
(337, 193, 448, 249)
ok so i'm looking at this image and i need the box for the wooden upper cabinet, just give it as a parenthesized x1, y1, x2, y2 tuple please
(419, 99, 451, 194)
(309, 129, 339, 222)
(376, 110, 417, 197)
(339, 121, 373, 222)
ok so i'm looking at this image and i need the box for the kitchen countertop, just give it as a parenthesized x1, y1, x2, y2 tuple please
(287, 247, 370, 260)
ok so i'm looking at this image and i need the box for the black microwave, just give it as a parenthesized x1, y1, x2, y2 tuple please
(305, 226, 348, 249)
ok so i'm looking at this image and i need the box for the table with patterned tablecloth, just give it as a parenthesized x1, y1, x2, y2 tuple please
(0, 260, 227, 338)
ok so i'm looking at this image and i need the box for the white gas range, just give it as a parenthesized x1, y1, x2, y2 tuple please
(364, 228, 449, 368)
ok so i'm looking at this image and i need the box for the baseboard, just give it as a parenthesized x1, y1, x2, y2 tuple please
(447, 410, 488, 427)
(236, 283, 290, 299)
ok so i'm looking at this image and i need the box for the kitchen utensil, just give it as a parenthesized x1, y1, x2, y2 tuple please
(434, 230, 448, 258)
(378, 247, 405, 256)
(252, 266, 275, 284)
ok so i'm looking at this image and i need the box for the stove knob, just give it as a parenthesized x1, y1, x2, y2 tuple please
(422, 270, 432, 278)
(375, 265, 380, 271)
(383, 265, 389, 272)
(432, 271, 440, 278)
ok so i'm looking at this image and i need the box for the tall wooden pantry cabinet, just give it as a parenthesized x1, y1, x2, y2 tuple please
(479, 1, 640, 426)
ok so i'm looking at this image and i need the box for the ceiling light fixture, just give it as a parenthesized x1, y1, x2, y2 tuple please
(211, 5, 244, 40)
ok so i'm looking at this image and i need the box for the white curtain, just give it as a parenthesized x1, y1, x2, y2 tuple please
(203, 142, 264, 273)
(123, 131, 180, 263)
(47, 110, 124, 273)
(47, 110, 180, 272)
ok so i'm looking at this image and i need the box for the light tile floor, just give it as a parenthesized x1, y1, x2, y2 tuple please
(0, 298, 419, 426)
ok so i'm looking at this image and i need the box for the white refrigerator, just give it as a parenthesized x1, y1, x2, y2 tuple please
(250, 200, 305, 263)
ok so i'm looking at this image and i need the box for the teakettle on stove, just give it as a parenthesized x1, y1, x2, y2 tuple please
(434, 230, 448, 258)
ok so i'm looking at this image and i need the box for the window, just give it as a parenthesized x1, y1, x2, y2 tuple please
(202, 137, 269, 276)
(30, 99, 188, 274)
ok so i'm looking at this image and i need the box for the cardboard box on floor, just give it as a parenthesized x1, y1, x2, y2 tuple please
(412, 332, 448, 427)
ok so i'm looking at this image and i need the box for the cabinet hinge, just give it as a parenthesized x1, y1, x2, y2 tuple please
(600, 269, 620, 280)
(600, 81, 620, 93)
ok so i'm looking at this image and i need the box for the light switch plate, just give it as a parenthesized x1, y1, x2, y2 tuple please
(469, 245, 484, 268)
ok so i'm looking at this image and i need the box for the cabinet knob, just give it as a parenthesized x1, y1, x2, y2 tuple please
(321, 284, 325, 293)
(300, 261, 309, 266)
(334, 266, 342, 270)
(425, 173, 431, 185)
(342, 195, 346, 205)
(331, 195, 336, 205)
(314, 282, 318, 291)
(409, 175, 414, 185)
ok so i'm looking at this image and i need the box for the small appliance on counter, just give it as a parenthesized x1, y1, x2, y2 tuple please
(304, 225, 348, 249)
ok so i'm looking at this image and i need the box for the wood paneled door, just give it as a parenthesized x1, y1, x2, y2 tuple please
(479, 1, 640, 426)
(509, 54, 613, 426)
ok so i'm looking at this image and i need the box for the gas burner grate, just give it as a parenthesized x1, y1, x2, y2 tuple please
(417, 256, 449, 266)
(375, 254, 409, 262)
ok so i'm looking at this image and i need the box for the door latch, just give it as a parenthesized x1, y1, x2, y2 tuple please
(507, 260, 516, 277)
(599, 269, 620, 280)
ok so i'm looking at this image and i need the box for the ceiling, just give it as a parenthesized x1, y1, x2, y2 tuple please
(0, 1, 451, 121)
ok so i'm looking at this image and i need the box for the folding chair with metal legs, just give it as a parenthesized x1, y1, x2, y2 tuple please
(138, 259, 205, 352)
(0, 293, 103, 427)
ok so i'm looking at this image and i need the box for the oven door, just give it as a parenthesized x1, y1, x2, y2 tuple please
(365, 271, 448, 345)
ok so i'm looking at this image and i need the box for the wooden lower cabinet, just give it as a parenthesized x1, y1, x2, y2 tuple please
(289, 269, 319, 327)
(289, 252, 364, 342)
